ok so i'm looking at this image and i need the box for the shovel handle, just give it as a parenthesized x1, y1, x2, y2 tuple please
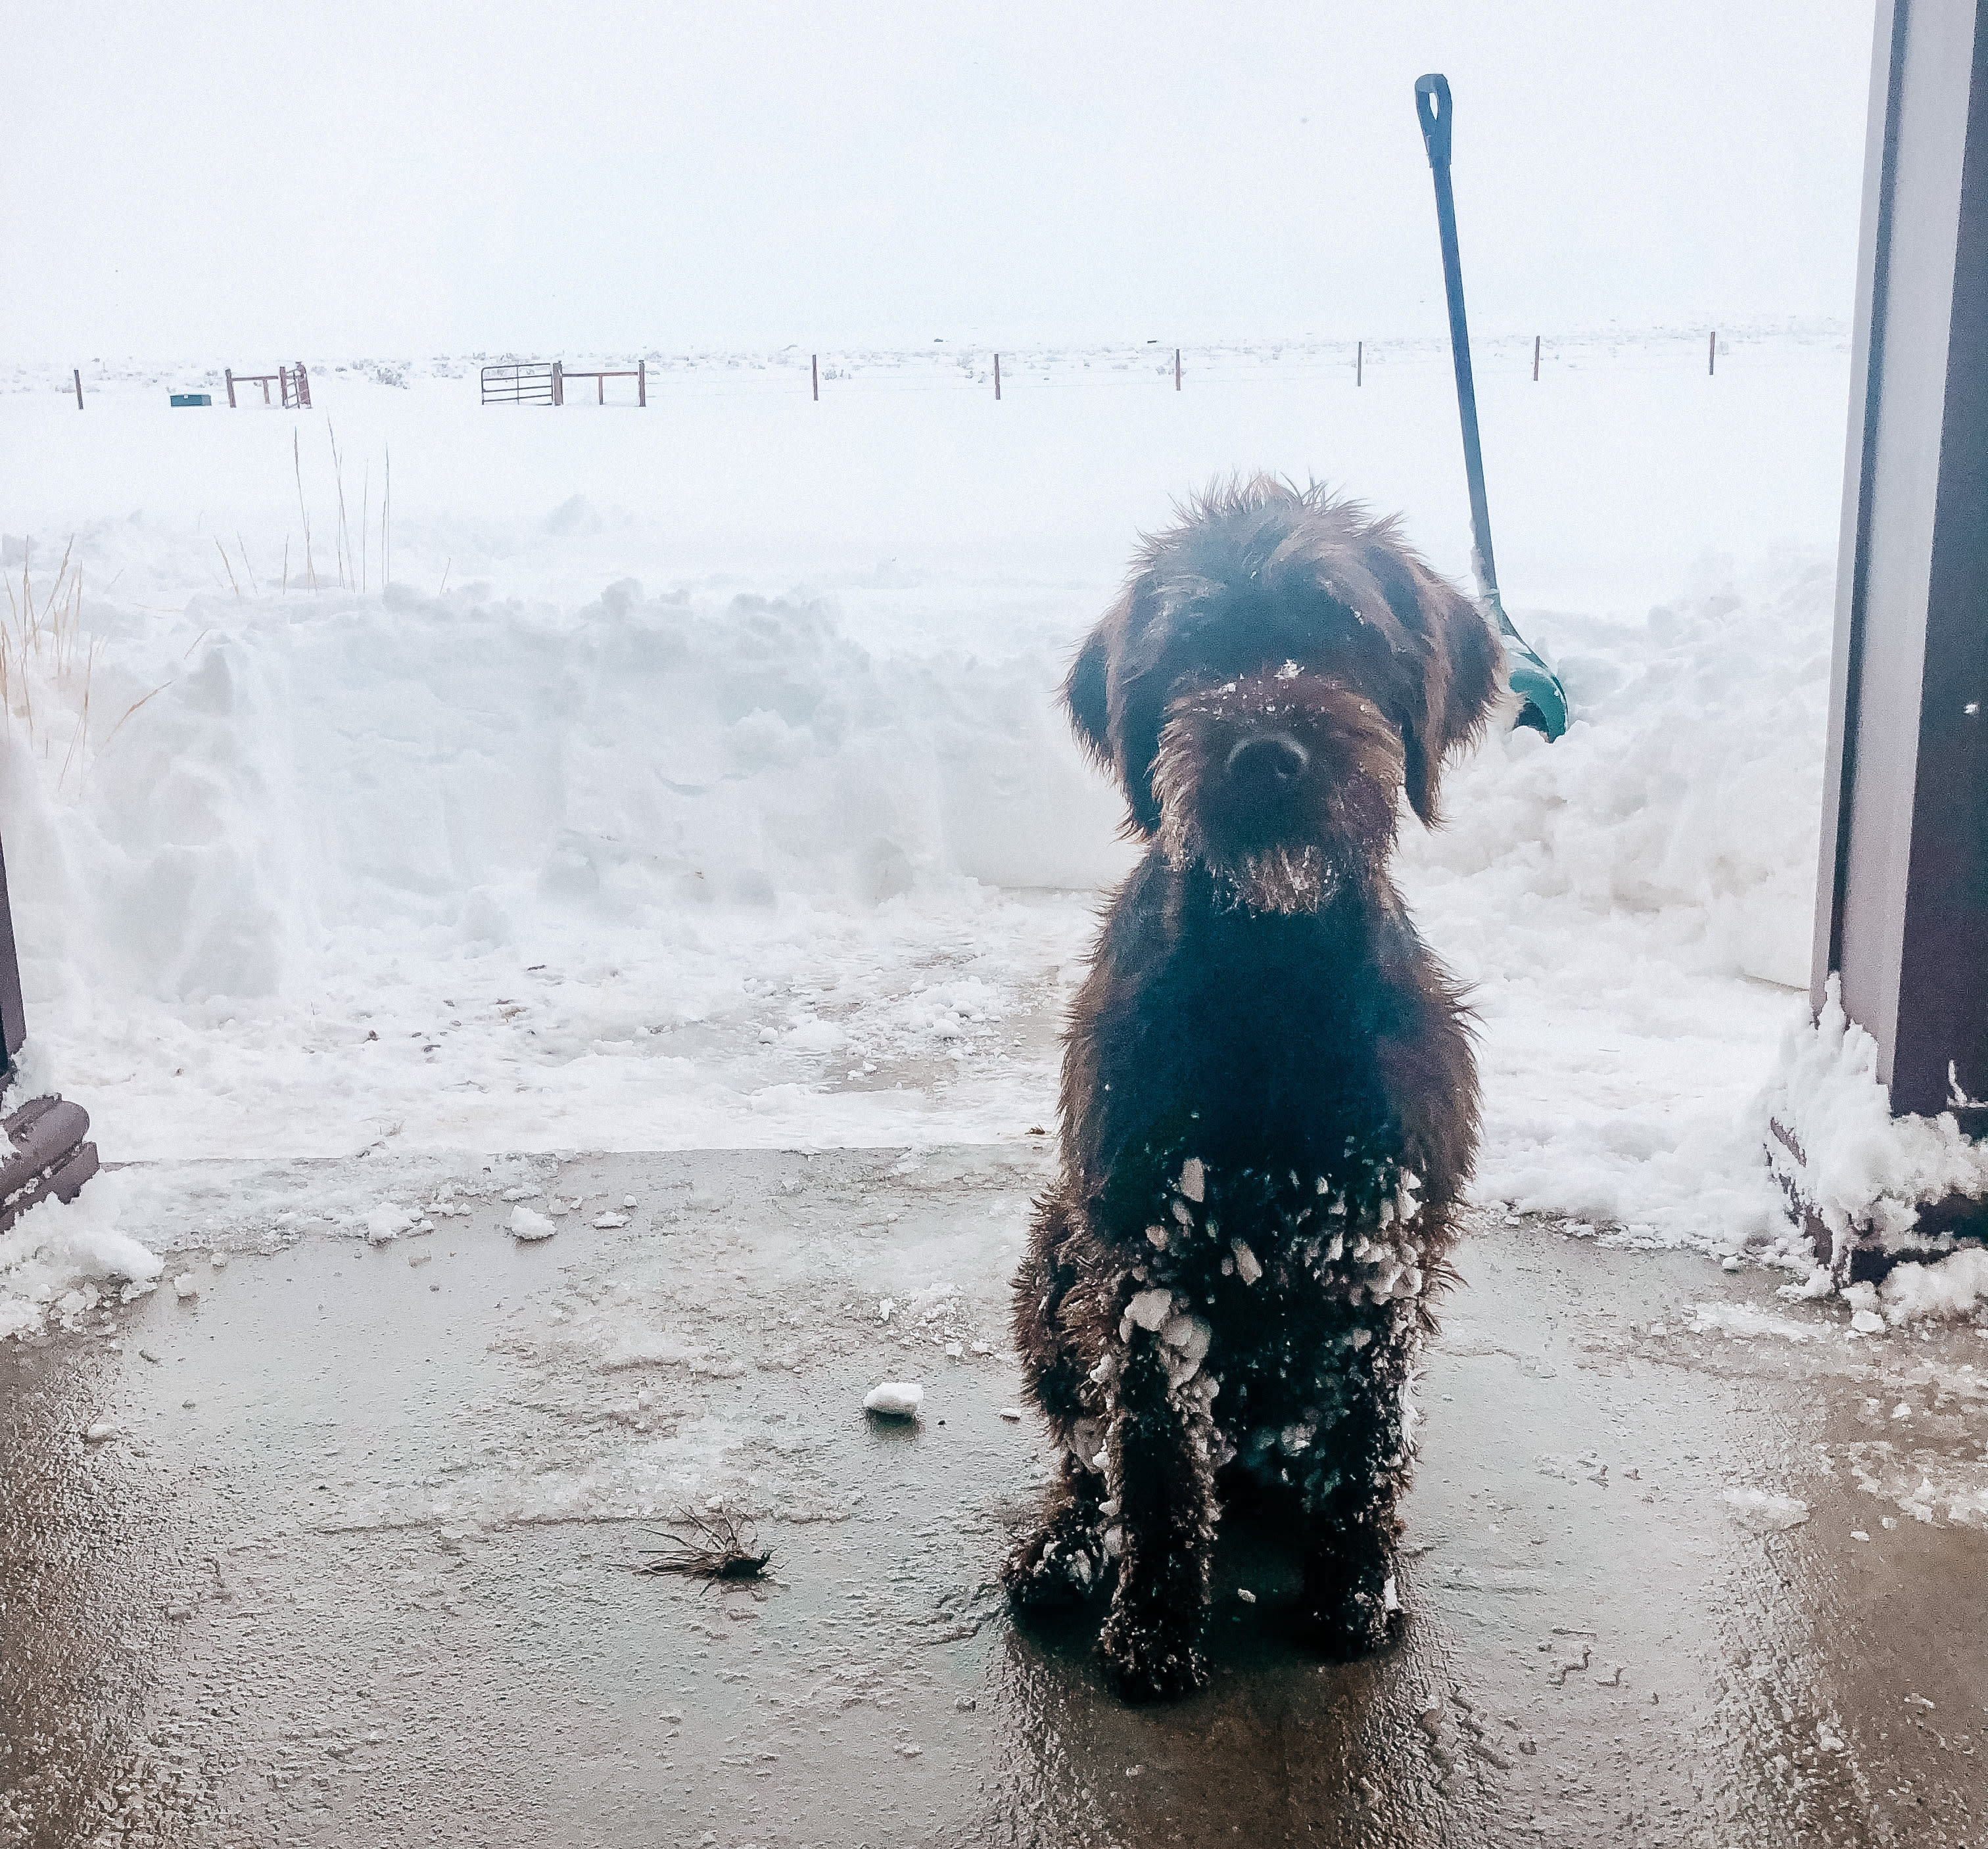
(1415, 73, 1452, 169)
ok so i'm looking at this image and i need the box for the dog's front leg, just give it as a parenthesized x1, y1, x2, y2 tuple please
(1297, 1311, 1418, 1654)
(1098, 1328, 1217, 1702)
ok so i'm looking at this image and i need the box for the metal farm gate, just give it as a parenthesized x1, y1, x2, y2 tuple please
(481, 362, 561, 406)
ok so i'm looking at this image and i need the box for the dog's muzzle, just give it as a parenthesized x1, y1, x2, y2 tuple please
(1153, 676, 1401, 917)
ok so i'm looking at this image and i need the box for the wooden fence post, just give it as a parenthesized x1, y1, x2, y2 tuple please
(225, 367, 237, 409)
(1709, 330, 1717, 375)
(72, 368, 83, 410)
(1174, 347, 1181, 391)
(813, 354, 819, 401)
(1356, 340, 1363, 386)
(994, 353, 1001, 400)
(1533, 335, 1541, 382)
(552, 363, 563, 407)
(639, 359, 647, 408)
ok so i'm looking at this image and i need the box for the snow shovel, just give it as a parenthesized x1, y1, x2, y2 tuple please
(1414, 72, 1569, 739)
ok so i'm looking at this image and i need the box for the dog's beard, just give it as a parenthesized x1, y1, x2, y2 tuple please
(1220, 843, 1337, 914)
(1157, 807, 1340, 914)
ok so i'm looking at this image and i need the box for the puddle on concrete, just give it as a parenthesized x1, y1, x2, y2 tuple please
(3, 1149, 1985, 1846)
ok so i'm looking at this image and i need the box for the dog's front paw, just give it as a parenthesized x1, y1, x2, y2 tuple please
(1002, 1520, 1106, 1611)
(1100, 1610, 1208, 1702)
(1300, 1572, 1403, 1658)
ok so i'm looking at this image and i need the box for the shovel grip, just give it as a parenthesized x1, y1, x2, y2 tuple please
(1415, 72, 1452, 169)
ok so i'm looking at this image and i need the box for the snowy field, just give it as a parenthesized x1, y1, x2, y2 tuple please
(0, 325, 1853, 1328)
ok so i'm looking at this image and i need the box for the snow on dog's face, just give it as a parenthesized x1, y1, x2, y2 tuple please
(1063, 477, 1504, 911)
(1150, 665, 1404, 912)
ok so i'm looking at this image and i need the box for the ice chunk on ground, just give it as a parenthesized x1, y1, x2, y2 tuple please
(1689, 1303, 1817, 1342)
(1779, 1265, 1835, 1301)
(864, 1381, 923, 1418)
(366, 1202, 415, 1244)
(509, 1205, 556, 1242)
(1723, 1487, 1810, 1532)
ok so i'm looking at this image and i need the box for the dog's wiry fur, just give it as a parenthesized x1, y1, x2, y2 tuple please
(1004, 477, 1503, 1702)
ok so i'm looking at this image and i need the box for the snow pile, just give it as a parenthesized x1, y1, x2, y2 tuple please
(0, 563, 1116, 1177)
(1400, 558, 1833, 1249)
(0, 1172, 165, 1340)
(1761, 973, 1988, 1265)
(0, 574, 1120, 998)
(1878, 1247, 1988, 1326)
(0, 331, 1872, 1331)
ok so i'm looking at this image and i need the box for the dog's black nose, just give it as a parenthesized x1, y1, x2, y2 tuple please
(1225, 734, 1310, 791)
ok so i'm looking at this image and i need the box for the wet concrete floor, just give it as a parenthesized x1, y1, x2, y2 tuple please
(3, 1145, 1987, 1848)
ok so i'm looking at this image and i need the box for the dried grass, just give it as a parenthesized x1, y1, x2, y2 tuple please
(627, 1505, 771, 1583)
(3, 539, 161, 794)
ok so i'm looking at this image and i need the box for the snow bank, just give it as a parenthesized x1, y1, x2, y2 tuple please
(0, 574, 1121, 1000)
(0, 331, 1868, 1330)
(1400, 557, 1832, 1250)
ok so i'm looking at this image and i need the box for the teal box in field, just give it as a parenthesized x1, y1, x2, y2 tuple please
(169, 392, 212, 408)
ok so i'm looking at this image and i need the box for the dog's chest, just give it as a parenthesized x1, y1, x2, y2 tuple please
(1120, 1152, 1429, 1321)
(1106, 906, 1398, 1158)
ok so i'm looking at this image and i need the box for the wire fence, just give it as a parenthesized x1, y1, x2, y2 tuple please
(21, 325, 1853, 410)
(465, 327, 1851, 404)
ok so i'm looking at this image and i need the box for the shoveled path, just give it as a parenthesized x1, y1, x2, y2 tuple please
(4, 1146, 1985, 1848)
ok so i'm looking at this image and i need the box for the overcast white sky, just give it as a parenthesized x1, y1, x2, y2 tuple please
(4, 1, 1874, 358)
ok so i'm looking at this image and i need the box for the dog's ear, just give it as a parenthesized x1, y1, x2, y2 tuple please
(1062, 624, 1113, 770)
(1398, 577, 1504, 826)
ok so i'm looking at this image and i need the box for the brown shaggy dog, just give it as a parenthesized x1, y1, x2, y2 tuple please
(1004, 477, 1504, 1702)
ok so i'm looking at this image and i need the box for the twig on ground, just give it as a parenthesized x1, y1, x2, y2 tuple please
(625, 1505, 772, 1584)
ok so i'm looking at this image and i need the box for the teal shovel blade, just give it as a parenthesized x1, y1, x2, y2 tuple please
(1484, 590, 1568, 739)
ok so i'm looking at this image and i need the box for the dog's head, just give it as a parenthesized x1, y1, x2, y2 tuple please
(1065, 478, 1503, 913)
